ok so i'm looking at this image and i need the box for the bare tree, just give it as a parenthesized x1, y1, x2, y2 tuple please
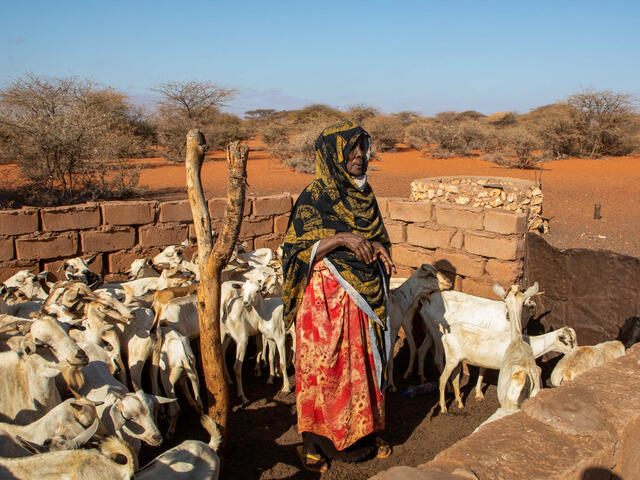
(152, 81, 238, 161)
(0, 74, 143, 204)
(185, 129, 248, 447)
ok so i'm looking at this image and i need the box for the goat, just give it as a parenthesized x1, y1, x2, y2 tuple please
(494, 283, 542, 411)
(417, 287, 536, 382)
(222, 277, 289, 403)
(62, 256, 103, 289)
(550, 340, 626, 387)
(152, 240, 189, 269)
(616, 316, 640, 349)
(127, 258, 159, 280)
(2, 270, 50, 301)
(0, 398, 98, 456)
(438, 322, 574, 411)
(135, 415, 221, 480)
(387, 264, 452, 391)
(157, 329, 203, 436)
(0, 436, 134, 480)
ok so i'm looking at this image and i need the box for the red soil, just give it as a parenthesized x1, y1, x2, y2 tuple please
(134, 138, 640, 258)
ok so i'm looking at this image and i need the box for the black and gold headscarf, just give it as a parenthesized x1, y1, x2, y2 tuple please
(282, 121, 391, 332)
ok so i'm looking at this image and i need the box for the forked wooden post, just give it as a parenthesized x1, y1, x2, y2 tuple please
(185, 129, 248, 446)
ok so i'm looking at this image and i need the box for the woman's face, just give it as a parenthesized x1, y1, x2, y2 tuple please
(345, 136, 367, 176)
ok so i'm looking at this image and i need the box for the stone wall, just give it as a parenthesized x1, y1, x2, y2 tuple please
(525, 233, 640, 346)
(411, 176, 545, 233)
(371, 344, 640, 480)
(0, 193, 528, 296)
(0, 194, 292, 281)
(379, 198, 528, 299)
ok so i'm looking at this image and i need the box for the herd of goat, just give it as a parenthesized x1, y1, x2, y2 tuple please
(0, 239, 638, 479)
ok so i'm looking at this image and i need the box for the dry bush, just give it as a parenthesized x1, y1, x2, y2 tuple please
(567, 88, 638, 157)
(362, 115, 404, 152)
(499, 127, 541, 168)
(260, 121, 290, 159)
(205, 113, 250, 151)
(405, 118, 435, 151)
(487, 111, 517, 127)
(393, 111, 422, 126)
(346, 104, 379, 125)
(285, 104, 346, 131)
(425, 119, 491, 157)
(0, 74, 145, 205)
(520, 103, 580, 159)
(283, 127, 322, 174)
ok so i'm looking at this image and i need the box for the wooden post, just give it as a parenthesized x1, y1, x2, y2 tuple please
(185, 129, 248, 447)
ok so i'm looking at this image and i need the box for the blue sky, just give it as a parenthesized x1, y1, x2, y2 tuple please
(1, 0, 638, 116)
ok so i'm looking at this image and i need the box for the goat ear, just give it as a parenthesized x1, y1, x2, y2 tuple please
(493, 283, 506, 299)
(153, 395, 179, 405)
(523, 282, 539, 300)
(15, 435, 46, 455)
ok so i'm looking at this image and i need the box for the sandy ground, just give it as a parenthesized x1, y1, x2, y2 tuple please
(133, 138, 640, 258)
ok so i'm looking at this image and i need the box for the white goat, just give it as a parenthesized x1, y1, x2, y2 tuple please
(387, 264, 452, 391)
(135, 415, 221, 480)
(2, 270, 50, 301)
(62, 256, 103, 289)
(157, 328, 203, 436)
(0, 436, 134, 480)
(495, 283, 542, 411)
(222, 278, 289, 404)
(550, 340, 626, 387)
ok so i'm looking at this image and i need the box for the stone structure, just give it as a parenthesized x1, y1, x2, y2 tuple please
(0, 193, 529, 298)
(371, 344, 640, 480)
(411, 176, 545, 233)
(379, 197, 527, 300)
(0, 194, 292, 281)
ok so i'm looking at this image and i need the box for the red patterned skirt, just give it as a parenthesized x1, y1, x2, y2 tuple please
(295, 261, 385, 451)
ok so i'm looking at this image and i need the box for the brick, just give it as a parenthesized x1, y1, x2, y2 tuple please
(208, 197, 252, 219)
(273, 214, 290, 234)
(461, 276, 502, 299)
(0, 260, 39, 283)
(392, 244, 433, 269)
(44, 254, 104, 281)
(102, 201, 156, 226)
(159, 200, 195, 223)
(388, 200, 432, 223)
(485, 259, 523, 285)
(435, 206, 483, 230)
(0, 209, 39, 235)
(15, 232, 78, 260)
(252, 194, 292, 217)
(240, 218, 273, 239)
(0, 238, 14, 261)
(450, 231, 464, 250)
(385, 221, 406, 244)
(41, 204, 101, 232)
(483, 209, 527, 235)
(464, 232, 521, 261)
(81, 227, 135, 253)
(432, 249, 485, 278)
(407, 224, 454, 249)
(253, 233, 284, 251)
(139, 224, 189, 248)
(107, 247, 163, 274)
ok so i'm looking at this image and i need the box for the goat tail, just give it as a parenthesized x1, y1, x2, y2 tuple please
(200, 415, 222, 452)
(99, 436, 135, 477)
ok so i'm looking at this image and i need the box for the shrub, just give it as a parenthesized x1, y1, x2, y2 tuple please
(362, 115, 404, 152)
(346, 104, 379, 125)
(521, 103, 580, 159)
(283, 127, 321, 174)
(405, 118, 435, 151)
(495, 127, 541, 169)
(424, 120, 491, 157)
(0, 74, 144, 204)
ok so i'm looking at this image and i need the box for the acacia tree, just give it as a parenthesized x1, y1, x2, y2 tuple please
(152, 81, 237, 161)
(185, 129, 248, 447)
(0, 74, 143, 204)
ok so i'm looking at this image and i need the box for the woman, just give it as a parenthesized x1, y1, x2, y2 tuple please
(282, 121, 395, 472)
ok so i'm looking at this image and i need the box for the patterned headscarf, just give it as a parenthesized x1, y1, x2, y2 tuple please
(281, 121, 390, 331)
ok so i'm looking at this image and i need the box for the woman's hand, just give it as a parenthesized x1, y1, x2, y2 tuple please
(372, 241, 396, 275)
(338, 232, 375, 264)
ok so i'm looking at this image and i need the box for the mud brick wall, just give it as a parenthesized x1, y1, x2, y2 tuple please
(0, 194, 292, 282)
(371, 344, 640, 480)
(0, 193, 528, 296)
(379, 198, 528, 299)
